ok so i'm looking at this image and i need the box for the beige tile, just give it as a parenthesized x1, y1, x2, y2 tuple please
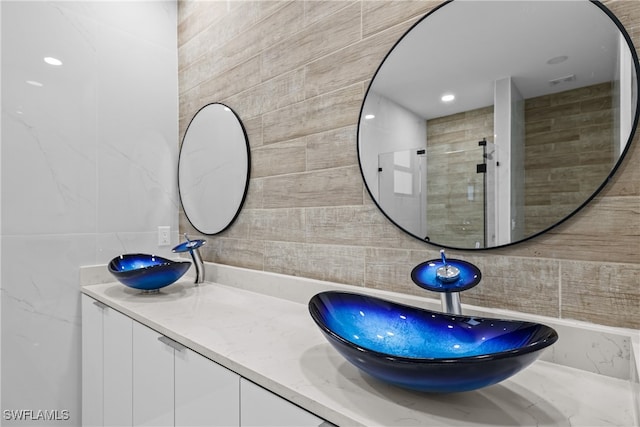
(364, 247, 440, 297)
(305, 205, 427, 250)
(202, 237, 265, 271)
(461, 255, 561, 318)
(178, 1, 229, 47)
(252, 138, 307, 178)
(362, 0, 439, 38)
(304, 23, 409, 98)
(209, 2, 305, 81)
(180, 1, 287, 73)
(264, 241, 366, 286)
(224, 68, 306, 120)
(543, 196, 640, 264)
(242, 116, 263, 149)
(244, 178, 264, 210)
(199, 56, 262, 103)
(179, 57, 210, 94)
(261, 3, 361, 81)
(561, 260, 640, 329)
(305, 125, 358, 171)
(262, 165, 363, 209)
(304, 1, 355, 27)
(263, 84, 363, 144)
(246, 208, 306, 243)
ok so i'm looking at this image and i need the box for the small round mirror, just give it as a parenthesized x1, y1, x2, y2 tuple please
(178, 103, 250, 235)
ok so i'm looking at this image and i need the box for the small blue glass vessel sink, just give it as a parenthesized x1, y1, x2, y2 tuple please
(108, 254, 191, 293)
(309, 291, 558, 393)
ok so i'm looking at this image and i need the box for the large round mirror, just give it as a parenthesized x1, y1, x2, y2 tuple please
(358, 0, 639, 250)
(178, 103, 250, 235)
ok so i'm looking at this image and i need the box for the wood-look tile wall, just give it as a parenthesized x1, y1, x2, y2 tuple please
(525, 82, 615, 235)
(178, 0, 640, 329)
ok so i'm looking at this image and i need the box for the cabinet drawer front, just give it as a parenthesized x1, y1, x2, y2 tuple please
(240, 378, 326, 427)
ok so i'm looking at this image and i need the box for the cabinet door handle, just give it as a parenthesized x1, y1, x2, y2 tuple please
(92, 300, 107, 310)
(319, 422, 335, 427)
(157, 335, 186, 352)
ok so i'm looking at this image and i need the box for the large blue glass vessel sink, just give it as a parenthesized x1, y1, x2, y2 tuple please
(308, 291, 558, 393)
(108, 254, 191, 293)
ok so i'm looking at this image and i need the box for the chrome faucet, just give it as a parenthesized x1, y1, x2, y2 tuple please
(172, 234, 206, 284)
(436, 250, 463, 314)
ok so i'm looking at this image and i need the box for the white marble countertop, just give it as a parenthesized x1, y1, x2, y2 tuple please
(81, 264, 637, 427)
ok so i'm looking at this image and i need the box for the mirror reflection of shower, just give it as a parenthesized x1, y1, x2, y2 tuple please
(425, 139, 491, 249)
(378, 139, 499, 249)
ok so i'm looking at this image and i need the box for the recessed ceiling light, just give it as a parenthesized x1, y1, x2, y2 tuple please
(26, 80, 44, 87)
(44, 56, 63, 66)
(547, 55, 568, 65)
(441, 94, 455, 102)
(365, 114, 375, 120)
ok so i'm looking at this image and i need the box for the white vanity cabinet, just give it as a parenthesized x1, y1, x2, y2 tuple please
(240, 379, 327, 427)
(82, 295, 133, 427)
(133, 321, 241, 427)
(132, 322, 174, 426)
(82, 294, 329, 427)
(174, 342, 240, 426)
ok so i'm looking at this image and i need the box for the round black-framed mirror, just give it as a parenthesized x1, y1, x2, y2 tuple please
(178, 102, 250, 235)
(358, 0, 639, 250)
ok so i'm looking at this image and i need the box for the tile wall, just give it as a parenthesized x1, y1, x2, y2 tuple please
(178, 0, 639, 329)
(1, 2, 178, 422)
(524, 82, 615, 235)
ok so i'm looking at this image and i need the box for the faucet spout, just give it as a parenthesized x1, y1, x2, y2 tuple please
(440, 292, 462, 315)
(172, 234, 206, 284)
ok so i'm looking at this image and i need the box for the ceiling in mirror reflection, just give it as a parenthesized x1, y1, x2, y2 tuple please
(369, 1, 620, 120)
(358, 0, 639, 250)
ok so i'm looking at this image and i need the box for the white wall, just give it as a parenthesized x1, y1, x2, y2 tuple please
(0, 1, 178, 424)
(359, 90, 427, 201)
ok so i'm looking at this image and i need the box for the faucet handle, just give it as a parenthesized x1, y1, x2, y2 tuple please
(437, 249, 459, 282)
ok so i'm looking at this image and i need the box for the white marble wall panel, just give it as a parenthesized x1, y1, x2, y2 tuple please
(1, 234, 96, 425)
(1, 1, 97, 236)
(1, 1, 178, 423)
(94, 7, 179, 234)
(97, 230, 181, 264)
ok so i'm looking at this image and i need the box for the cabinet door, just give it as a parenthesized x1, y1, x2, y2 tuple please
(175, 348, 240, 427)
(240, 379, 326, 427)
(132, 322, 174, 427)
(82, 295, 104, 427)
(103, 303, 133, 427)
